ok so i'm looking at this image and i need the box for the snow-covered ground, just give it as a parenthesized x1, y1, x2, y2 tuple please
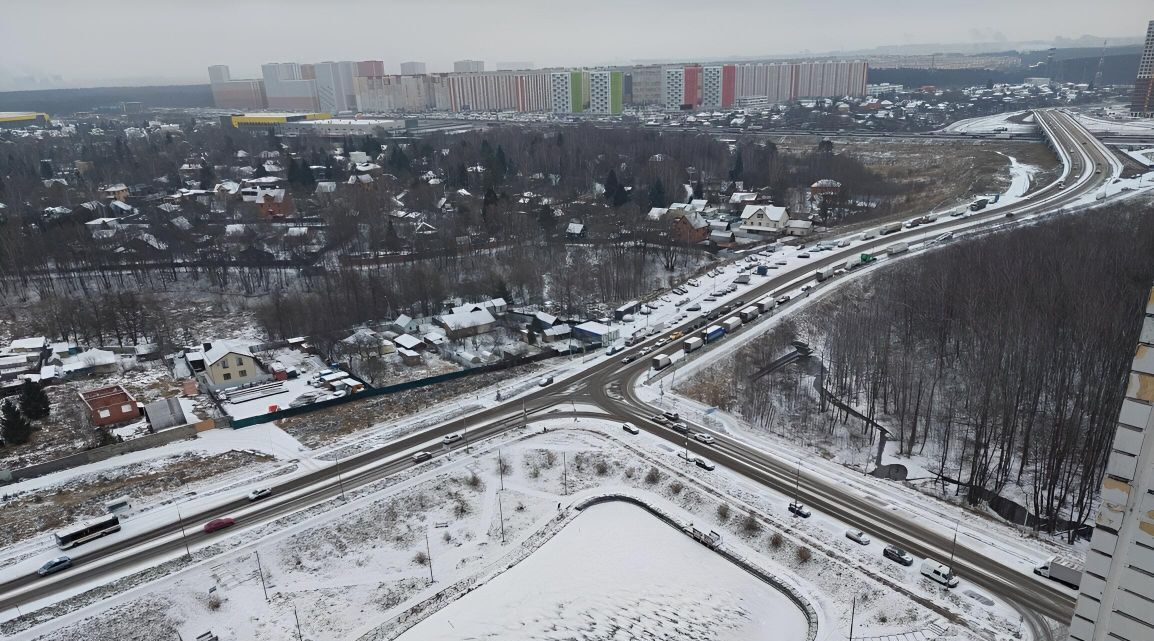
(1073, 112, 1154, 135)
(4, 422, 1013, 641)
(399, 501, 809, 641)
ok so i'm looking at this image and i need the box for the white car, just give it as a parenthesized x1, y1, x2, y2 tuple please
(622, 423, 640, 435)
(442, 433, 463, 446)
(693, 432, 716, 445)
(246, 488, 272, 501)
(846, 529, 871, 545)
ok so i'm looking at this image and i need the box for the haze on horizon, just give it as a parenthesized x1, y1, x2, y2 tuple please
(0, 0, 1147, 89)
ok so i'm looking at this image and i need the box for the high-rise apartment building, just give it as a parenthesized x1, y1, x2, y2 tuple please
(702, 65, 736, 109)
(357, 60, 386, 77)
(550, 71, 585, 113)
(261, 62, 320, 111)
(446, 70, 550, 112)
(588, 71, 622, 114)
(454, 60, 485, 73)
(355, 74, 436, 112)
(1132, 20, 1154, 117)
(207, 65, 266, 110)
(1068, 285, 1154, 641)
(662, 67, 686, 110)
(313, 61, 358, 113)
(400, 61, 427, 75)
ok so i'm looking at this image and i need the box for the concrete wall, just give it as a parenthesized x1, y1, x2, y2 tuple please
(0, 424, 200, 484)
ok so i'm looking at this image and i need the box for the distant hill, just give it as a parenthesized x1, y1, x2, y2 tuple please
(0, 84, 213, 115)
(869, 52, 1139, 89)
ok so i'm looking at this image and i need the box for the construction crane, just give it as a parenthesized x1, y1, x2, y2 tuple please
(1092, 40, 1108, 89)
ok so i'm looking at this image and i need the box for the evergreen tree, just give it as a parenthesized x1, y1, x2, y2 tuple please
(198, 161, 215, 190)
(389, 146, 411, 175)
(253, 162, 268, 179)
(0, 399, 32, 445)
(286, 158, 300, 185)
(693, 178, 704, 200)
(611, 181, 629, 208)
(18, 379, 49, 420)
(648, 179, 667, 209)
(300, 162, 316, 187)
(728, 153, 744, 182)
(495, 146, 509, 181)
(604, 169, 621, 203)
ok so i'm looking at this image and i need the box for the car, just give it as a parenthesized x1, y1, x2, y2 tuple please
(246, 488, 273, 502)
(798, 253, 811, 258)
(663, 411, 680, 421)
(837, 239, 850, 247)
(654, 339, 668, 347)
(677, 451, 695, 463)
(412, 451, 433, 463)
(694, 432, 716, 445)
(37, 556, 73, 577)
(203, 517, 236, 533)
(695, 458, 716, 471)
(686, 303, 701, 311)
(846, 529, 871, 545)
(669, 331, 684, 340)
(639, 347, 652, 355)
(1005, 212, 1015, 218)
(621, 355, 637, 364)
(688, 279, 699, 287)
(651, 414, 669, 425)
(883, 545, 915, 566)
(442, 433, 463, 446)
(777, 295, 791, 305)
(801, 284, 813, 293)
(538, 376, 554, 387)
(622, 422, 640, 435)
(787, 502, 811, 518)
(670, 421, 689, 433)
(776, 261, 787, 266)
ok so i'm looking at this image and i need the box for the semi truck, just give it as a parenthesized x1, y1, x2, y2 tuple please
(739, 306, 760, 322)
(969, 198, 989, 211)
(1033, 556, 1082, 588)
(651, 354, 672, 370)
(887, 242, 909, 256)
(721, 317, 742, 333)
(733, 274, 751, 284)
(683, 337, 704, 353)
(815, 267, 836, 282)
(844, 253, 876, 270)
(702, 325, 726, 343)
(878, 222, 902, 235)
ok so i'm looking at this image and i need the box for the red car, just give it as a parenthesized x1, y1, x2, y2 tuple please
(203, 517, 236, 533)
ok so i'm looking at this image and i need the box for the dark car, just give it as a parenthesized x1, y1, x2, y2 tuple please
(787, 502, 811, 518)
(37, 556, 73, 577)
(883, 544, 915, 566)
(203, 517, 236, 534)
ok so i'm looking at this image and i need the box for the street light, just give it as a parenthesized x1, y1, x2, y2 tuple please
(175, 502, 192, 559)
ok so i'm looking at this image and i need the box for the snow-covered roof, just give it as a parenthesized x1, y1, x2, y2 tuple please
(646, 207, 668, 220)
(574, 321, 611, 335)
(9, 336, 48, 351)
(204, 342, 253, 366)
(728, 192, 758, 204)
(740, 204, 788, 222)
(437, 308, 496, 331)
(315, 181, 337, 193)
(394, 334, 423, 350)
(74, 348, 117, 366)
(566, 222, 585, 235)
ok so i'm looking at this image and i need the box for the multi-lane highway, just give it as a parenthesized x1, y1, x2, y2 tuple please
(0, 109, 1121, 636)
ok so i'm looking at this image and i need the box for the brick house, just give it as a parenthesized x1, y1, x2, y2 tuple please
(671, 210, 710, 244)
(80, 385, 140, 427)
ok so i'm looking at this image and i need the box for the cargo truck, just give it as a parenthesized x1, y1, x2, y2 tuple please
(860, 229, 877, 240)
(683, 337, 704, 353)
(721, 317, 742, 333)
(702, 325, 726, 343)
(815, 267, 835, 282)
(879, 222, 902, 235)
(969, 198, 989, 211)
(651, 354, 672, 370)
(1033, 556, 1082, 588)
(887, 242, 909, 256)
(755, 265, 769, 276)
(844, 253, 876, 270)
(733, 274, 751, 284)
(739, 306, 760, 322)
(755, 296, 776, 314)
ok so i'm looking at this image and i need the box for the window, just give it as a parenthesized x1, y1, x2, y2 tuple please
(222, 372, 232, 381)
(98, 408, 111, 419)
(239, 370, 248, 378)
(221, 359, 229, 369)
(236, 357, 244, 367)
(121, 404, 133, 414)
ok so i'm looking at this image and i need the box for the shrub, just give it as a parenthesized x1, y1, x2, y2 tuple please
(741, 512, 761, 535)
(669, 481, 684, 495)
(442, 531, 452, 543)
(207, 593, 222, 610)
(594, 460, 610, 476)
(644, 467, 661, 484)
(624, 466, 636, 479)
(770, 532, 784, 548)
(413, 551, 430, 565)
(496, 457, 512, 476)
(453, 497, 470, 518)
(717, 503, 731, 521)
(543, 450, 557, 468)
(796, 546, 812, 563)
(465, 473, 482, 490)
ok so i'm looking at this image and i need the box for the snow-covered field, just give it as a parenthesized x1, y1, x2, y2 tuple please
(942, 112, 1037, 135)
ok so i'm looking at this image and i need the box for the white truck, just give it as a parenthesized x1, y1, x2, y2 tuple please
(1034, 555, 1082, 588)
(887, 242, 909, 256)
(683, 337, 704, 353)
(878, 222, 902, 235)
(721, 317, 742, 333)
(920, 559, 959, 588)
(651, 354, 672, 370)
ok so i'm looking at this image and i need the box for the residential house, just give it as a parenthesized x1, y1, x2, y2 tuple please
(785, 220, 814, 236)
(572, 321, 620, 347)
(391, 314, 420, 334)
(710, 230, 736, 247)
(542, 323, 571, 343)
(203, 343, 263, 387)
(739, 204, 790, 234)
(435, 308, 497, 339)
(80, 385, 140, 427)
(451, 298, 508, 317)
(8, 337, 47, 353)
(394, 333, 425, 352)
(251, 189, 294, 218)
(143, 397, 188, 431)
(671, 211, 710, 244)
(566, 222, 586, 240)
(102, 183, 130, 201)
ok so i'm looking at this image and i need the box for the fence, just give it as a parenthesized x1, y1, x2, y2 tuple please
(0, 424, 199, 484)
(228, 349, 558, 429)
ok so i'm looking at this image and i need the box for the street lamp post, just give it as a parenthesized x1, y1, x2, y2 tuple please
(176, 503, 192, 559)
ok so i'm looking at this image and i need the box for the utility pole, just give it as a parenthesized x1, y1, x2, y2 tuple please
(255, 551, 269, 602)
(849, 595, 856, 641)
(562, 452, 569, 495)
(498, 450, 505, 491)
(335, 457, 346, 501)
(293, 605, 304, 641)
(499, 493, 506, 544)
(424, 530, 435, 584)
(463, 417, 469, 452)
(176, 503, 191, 559)
(948, 519, 960, 568)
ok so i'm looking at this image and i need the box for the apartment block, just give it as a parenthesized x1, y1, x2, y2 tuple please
(261, 62, 319, 111)
(588, 70, 623, 114)
(208, 65, 266, 110)
(1068, 285, 1154, 641)
(453, 59, 485, 73)
(399, 61, 427, 75)
(1132, 20, 1154, 118)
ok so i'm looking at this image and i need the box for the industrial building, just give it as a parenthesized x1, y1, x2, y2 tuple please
(0, 112, 51, 128)
(1132, 20, 1154, 117)
(220, 112, 332, 131)
(280, 118, 404, 137)
(1068, 283, 1154, 641)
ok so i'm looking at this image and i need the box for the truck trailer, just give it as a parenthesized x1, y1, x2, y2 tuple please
(844, 253, 876, 270)
(739, 306, 760, 322)
(683, 337, 704, 353)
(879, 222, 902, 235)
(721, 317, 742, 333)
(887, 242, 909, 256)
(651, 354, 672, 370)
(733, 274, 752, 284)
(815, 267, 835, 282)
(755, 296, 777, 314)
(702, 325, 726, 343)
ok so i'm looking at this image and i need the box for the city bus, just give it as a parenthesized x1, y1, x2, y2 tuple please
(54, 514, 121, 549)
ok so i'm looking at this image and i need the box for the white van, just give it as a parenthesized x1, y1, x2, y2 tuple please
(920, 559, 959, 588)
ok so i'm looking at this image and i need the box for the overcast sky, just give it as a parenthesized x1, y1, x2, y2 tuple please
(0, 0, 1148, 87)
